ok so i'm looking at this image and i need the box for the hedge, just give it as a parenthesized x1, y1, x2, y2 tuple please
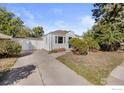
(0, 40, 22, 57)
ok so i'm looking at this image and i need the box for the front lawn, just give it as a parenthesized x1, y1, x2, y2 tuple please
(57, 51, 124, 85)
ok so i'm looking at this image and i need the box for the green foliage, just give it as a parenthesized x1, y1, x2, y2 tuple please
(69, 37, 100, 55)
(83, 30, 100, 51)
(0, 6, 45, 38)
(16, 27, 31, 38)
(0, 40, 22, 57)
(32, 26, 44, 38)
(92, 24, 123, 51)
(69, 38, 89, 55)
(84, 37, 100, 51)
(91, 3, 124, 51)
(0, 7, 24, 37)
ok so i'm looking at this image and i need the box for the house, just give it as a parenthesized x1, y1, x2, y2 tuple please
(13, 30, 80, 51)
(42, 30, 79, 51)
(0, 33, 12, 40)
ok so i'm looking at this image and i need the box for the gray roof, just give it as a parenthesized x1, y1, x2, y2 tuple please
(48, 30, 70, 36)
(46, 30, 81, 38)
(0, 33, 12, 39)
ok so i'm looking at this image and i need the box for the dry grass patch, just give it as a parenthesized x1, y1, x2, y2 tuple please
(57, 51, 124, 85)
(0, 58, 17, 73)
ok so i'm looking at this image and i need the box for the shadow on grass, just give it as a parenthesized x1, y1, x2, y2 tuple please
(0, 65, 36, 85)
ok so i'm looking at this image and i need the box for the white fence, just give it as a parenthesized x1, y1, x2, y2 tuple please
(13, 38, 44, 50)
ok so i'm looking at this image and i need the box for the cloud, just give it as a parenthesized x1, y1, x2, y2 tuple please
(80, 15, 95, 32)
(50, 8, 63, 14)
(44, 20, 70, 32)
(10, 9, 22, 17)
(21, 8, 35, 20)
(53, 20, 72, 30)
(12, 8, 43, 28)
(54, 20, 65, 28)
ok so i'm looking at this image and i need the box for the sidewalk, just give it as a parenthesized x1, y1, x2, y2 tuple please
(107, 61, 124, 85)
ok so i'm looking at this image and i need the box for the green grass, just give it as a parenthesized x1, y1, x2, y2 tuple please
(57, 51, 124, 85)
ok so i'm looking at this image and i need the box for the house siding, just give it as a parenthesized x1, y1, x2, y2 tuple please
(50, 32, 76, 50)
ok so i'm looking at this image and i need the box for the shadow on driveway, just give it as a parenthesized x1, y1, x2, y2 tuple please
(0, 65, 36, 85)
(18, 50, 33, 57)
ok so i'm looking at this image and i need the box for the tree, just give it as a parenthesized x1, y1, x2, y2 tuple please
(0, 7, 24, 37)
(92, 3, 124, 33)
(16, 27, 31, 37)
(83, 31, 100, 51)
(92, 3, 107, 22)
(91, 3, 124, 51)
(93, 23, 122, 51)
(32, 26, 44, 38)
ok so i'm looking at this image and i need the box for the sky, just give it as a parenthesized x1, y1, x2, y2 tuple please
(0, 3, 95, 35)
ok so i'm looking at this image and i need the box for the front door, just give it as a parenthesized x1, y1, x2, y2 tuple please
(68, 37, 72, 48)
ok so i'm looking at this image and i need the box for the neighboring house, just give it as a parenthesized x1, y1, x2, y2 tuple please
(13, 30, 80, 51)
(0, 33, 12, 40)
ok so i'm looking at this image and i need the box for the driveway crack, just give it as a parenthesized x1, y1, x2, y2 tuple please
(36, 65, 45, 85)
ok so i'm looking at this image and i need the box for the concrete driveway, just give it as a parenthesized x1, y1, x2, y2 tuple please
(107, 61, 124, 85)
(14, 49, 91, 85)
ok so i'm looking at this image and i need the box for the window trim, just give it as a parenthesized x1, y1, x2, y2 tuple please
(64, 37, 66, 43)
(55, 36, 57, 44)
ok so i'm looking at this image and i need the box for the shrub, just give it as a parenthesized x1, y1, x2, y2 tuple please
(84, 37, 100, 51)
(0, 40, 22, 57)
(69, 38, 89, 55)
(69, 37, 100, 55)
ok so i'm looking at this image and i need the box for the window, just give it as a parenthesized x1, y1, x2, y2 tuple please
(58, 36, 63, 44)
(55, 36, 57, 44)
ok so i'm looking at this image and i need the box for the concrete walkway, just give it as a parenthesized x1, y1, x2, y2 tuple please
(107, 61, 124, 85)
(14, 49, 91, 85)
(13, 51, 43, 85)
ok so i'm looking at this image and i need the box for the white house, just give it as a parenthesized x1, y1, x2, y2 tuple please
(42, 30, 79, 51)
(13, 30, 80, 51)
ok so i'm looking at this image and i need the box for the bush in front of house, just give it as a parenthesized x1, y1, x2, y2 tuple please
(84, 37, 100, 52)
(69, 37, 100, 55)
(0, 40, 22, 57)
(69, 38, 89, 55)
